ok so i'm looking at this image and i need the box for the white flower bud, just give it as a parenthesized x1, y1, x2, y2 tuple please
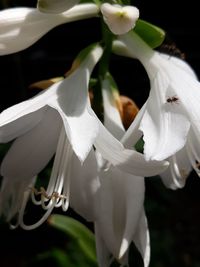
(100, 3, 139, 35)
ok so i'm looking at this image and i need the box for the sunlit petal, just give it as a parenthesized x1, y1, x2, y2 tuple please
(140, 75, 190, 161)
(38, 0, 80, 13)
(0, 4, 99, 55)
(95, 120, 169, 176)
(48, 46, 103, 161)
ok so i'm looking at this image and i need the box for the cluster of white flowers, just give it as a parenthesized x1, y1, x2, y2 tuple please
(0, 0, 199, 266)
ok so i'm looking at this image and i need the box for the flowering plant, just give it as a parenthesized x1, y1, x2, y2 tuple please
(0, 0, 199, 266)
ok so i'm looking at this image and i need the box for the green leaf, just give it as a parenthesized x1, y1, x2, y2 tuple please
(134, 19, 165, 48)
(48, 214, 97, 264)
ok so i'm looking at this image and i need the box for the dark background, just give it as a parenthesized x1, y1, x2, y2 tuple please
(1, 0, 200, 266)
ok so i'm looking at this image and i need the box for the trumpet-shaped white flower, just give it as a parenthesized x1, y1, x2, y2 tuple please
(115, 32, 200, 165)
(0, 44, 168, 229)
(0, 44, 102, 227)
(37, 0, 80, 14)
(0, 3, 99, 55)
(0, 45, 103, 161)
(100, 3, 139, 35)
(93, 77, 150, 267)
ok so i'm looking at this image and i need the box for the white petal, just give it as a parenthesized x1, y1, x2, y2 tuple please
(49, 69, 99, 162)
(0, 107, 46, 143)
(95, 223, 111, 267)
(70, 149, 100, 221)
(0, 108, 62, 179)
(184, 128, 200, 176)
(0, 7, 60, 55)
(94, 120, 169, 177)
(38, 0, 80, 13)
(167, 69, 200, 141)
(160, 54, 198, 79)
(95, 167, 144, 259)
(140, 73, 190, 161)
(102, 78, 125, 140)
(0, 82, 59, 142)
(133, 210, 150, 267)
(49, 46, 103, 161)
(0, 4, 99, 55)
(118, 176, 145, 259)
(160, 147, 191, 190)
(0, 176, 36, 221)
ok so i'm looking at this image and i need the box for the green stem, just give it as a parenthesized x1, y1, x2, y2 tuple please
(93, 17, 115, 121)
(98, 18, 114, 79)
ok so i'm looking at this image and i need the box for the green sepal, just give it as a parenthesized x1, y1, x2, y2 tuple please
(48, 214, 97, 264)
(66, 43, 100, 76)
(75, 42, 100, 65)
(134, 19, 166, 48)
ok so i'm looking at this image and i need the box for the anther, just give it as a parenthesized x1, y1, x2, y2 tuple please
(31, 187, 67, 200)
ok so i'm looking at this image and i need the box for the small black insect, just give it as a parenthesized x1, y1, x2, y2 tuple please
(166, 96, 179, 103)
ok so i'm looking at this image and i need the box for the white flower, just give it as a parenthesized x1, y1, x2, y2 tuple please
(100, 3, 139, 35)
(37, 0, 80, 14)
(0, 45, 103, 161)
(0, 44, 102, 227)
(0, 45, 168, 229)
(0, 3, 99, 55)
(93, 77, 150, 267)
(115, 32, 200, 165)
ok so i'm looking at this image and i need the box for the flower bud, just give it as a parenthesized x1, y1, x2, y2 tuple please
(100, 3, 139, 35)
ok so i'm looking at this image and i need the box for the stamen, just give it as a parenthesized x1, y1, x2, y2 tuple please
(53, 135, 72, 210)
(15, 127, 73, 229)
(31, 126, 72, 212)
(30, 128, 66, 207)
(61, 160, 71, 211)
(31, 187, 68, 201)
(45, 126, 66, 197)
(18, 190, 55, 230)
